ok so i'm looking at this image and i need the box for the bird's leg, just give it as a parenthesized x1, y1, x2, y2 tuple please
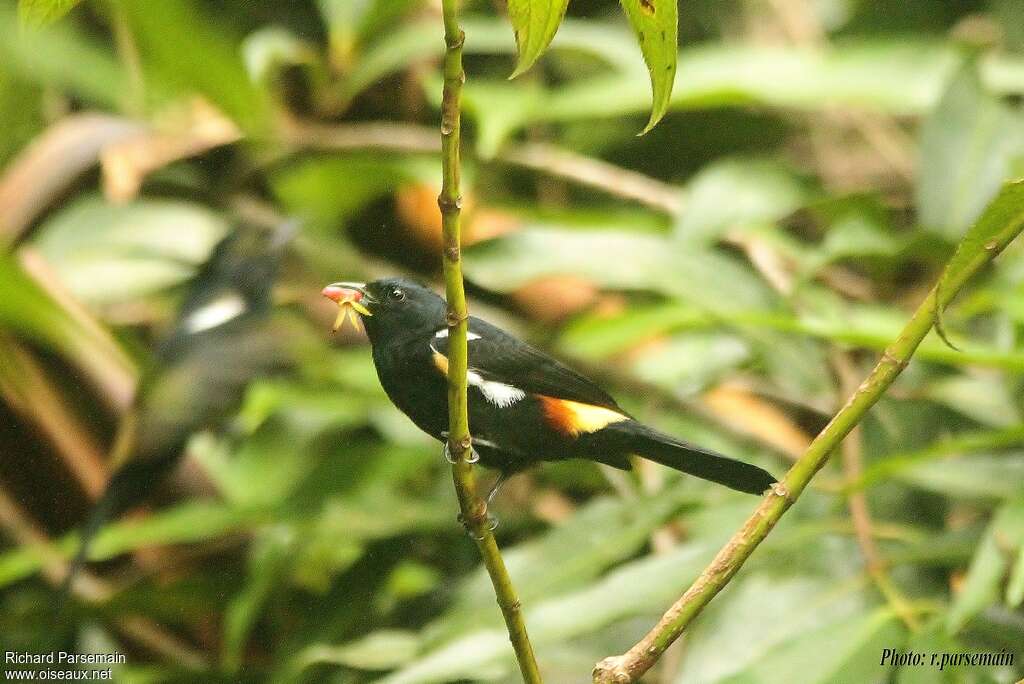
(441, 432, 496, 536)
(461, 474, 506, 536)
(486, 471, 508, 504)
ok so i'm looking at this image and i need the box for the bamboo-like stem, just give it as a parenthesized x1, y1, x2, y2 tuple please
(437, 2, 542, 682)
(593, 215, 1024, 683)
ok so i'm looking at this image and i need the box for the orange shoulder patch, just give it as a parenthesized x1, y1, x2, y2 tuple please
(432, 350, 449, 376)
(538, 396, 628, 436)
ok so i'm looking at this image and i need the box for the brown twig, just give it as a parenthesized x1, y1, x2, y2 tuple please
(0, 334, 107, 498)
(832, 351, 921, 630)
(500, 142, 684, 214)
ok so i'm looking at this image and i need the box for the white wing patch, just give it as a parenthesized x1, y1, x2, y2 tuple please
(434, 328, 481, 340)
(430, 337, 525, 408)
(468, 370, 526, 407)
(183, 293, 247, 333)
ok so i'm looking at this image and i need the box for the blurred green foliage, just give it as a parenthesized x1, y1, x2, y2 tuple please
(1, 0, 1024, 682)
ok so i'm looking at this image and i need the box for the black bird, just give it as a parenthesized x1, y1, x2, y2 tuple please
(62, 223, 292, 596)
(322, 278, 776, 498)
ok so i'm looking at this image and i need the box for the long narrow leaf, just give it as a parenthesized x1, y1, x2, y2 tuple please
(507, 0, 570, 78)
(618, 0, 678, 132)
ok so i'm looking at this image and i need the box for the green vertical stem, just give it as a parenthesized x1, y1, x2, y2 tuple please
(592, 221, 1024, 683)
(437, 1, 542, 682)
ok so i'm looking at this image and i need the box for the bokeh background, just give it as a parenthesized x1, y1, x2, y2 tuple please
(1, 0, 1024, 682)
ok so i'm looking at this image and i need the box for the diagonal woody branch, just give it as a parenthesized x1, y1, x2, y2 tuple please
(593, 180, 1024, 683)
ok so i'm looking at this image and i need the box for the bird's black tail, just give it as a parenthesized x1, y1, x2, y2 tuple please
(59, 483, 122, 601)
(603, 421, 777, 495)
(59, 456, 177, 603)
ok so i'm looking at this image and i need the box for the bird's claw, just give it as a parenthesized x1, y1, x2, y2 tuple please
(443, 442, 457, 464)
(441, 436, 480, 465)
(457, 510, 499, 540)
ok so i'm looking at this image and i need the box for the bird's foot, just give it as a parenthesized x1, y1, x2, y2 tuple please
(457, 510, 499, 540)
(441, 434, 480, 465)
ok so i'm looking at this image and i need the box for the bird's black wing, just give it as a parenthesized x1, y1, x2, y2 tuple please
(432, 317, 625, 412)
(62, 224, 290, 600)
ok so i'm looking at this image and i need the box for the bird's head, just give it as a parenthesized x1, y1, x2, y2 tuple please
(321, 277, 446, 342)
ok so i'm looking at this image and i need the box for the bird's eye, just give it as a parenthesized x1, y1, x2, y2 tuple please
(389, 287, 406, 302)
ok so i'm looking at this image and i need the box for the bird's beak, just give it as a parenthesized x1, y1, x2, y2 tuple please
(322, 282, 373, 332)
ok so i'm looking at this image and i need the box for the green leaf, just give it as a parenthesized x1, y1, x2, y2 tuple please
(507, 0, 570, 78)
(463, 228, 776, 312)
(922, 375, 1023, 427)
(947, 499, 1024, 633)
(898, 453, 1024, 500)
(119, 0, 271, 134)
(318, 0, 418, 67)
(1007, 543, 1024, 607)
(457, 78, 544, 158)
(335, 489, 723, 681)
(676, 158, 811, 243)
(559, 303, 705, 360)
(0, 502, 271, 589)
(631, 332, 750, 395)
(31, 195, 228, 306)
(852, 426, 1024, 492)
(815, 207, 904, 264)
(194, 420, 320, 507)
(88, 501, 264, 557)
(0, 64, 44, 167)
(938, 179, 1024, 298)
(0, 2, 124, 108)
(917, 66, 1024, 239)
(618, 0, 677, 133)
(17, 0, 82, 26)
(676, 572, 871, 682)
(293, 631, 422, 674)
(896, 620, 968, 684)
(271, 155, 437, 230)
(342, 16, 629, 104)
(0, 252, 76, 353)
(935, 178, 1024, 344)
(536, 40, 978, 126)
(223, 526, 299, 672)
(340, 17, 507, 104)
(242, 27, 320, 83)
(719, 608, 906, 684)
(317, 0, 372, 68)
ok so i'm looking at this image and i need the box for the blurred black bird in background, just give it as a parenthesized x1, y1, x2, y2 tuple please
(61, 222, 293, 598)
(322, 278, 776, 499)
